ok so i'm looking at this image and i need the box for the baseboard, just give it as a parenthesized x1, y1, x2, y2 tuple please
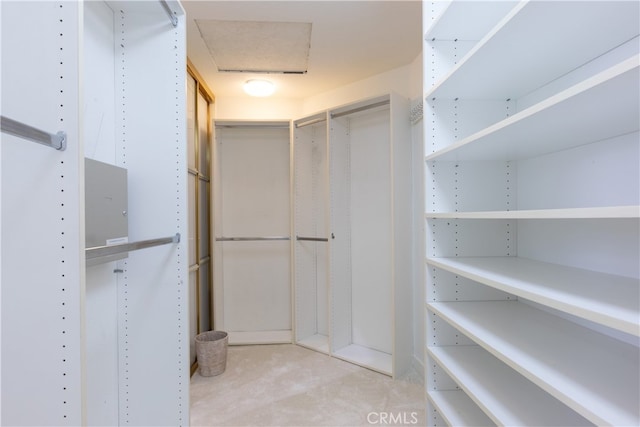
(228, 330, 292, 345)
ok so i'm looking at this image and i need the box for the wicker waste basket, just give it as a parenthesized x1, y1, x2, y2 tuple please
(195, 331, 228, 377)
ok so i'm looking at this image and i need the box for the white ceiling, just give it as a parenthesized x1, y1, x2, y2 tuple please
(182, 1, 422, 99)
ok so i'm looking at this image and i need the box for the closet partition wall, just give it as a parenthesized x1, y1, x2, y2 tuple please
(213, 121, 292, 344)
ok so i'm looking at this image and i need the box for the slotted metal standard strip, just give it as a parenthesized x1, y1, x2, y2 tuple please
(1, 115, 66, 151)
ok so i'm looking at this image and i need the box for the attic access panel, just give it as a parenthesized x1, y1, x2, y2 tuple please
(196, 20, 311, 74)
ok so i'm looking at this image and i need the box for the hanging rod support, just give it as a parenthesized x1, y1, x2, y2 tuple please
(159, 0, 178, 27)
(296, 236, 329, 242)
(1, 115, 66, 151)
(86, 233, 180, 260)
(216, 236, 290, 242)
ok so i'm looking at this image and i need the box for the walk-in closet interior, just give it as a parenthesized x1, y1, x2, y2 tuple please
(2, 1, 638, 426)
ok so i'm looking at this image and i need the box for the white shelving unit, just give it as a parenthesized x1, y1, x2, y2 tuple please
(423, 1, 640, 426)
(293, 112, 330, 354)
(431, 301, 638, 426)
(427, 256, 639, 335)
(1, 1, 189, 425)
(291, 94, 412, 377)
(212, 121, 292, 345)
(427, 390, 493, 427)
(428, 345, 590, 426)
(327, 94, 413, 378)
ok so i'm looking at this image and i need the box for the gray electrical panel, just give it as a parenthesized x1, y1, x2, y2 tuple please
(85, 158, 128, 266)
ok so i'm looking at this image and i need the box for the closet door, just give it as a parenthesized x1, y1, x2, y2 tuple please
(214, 122, 292, 344)
(187, 73, 198, 368)
(186, 68, 214, 371)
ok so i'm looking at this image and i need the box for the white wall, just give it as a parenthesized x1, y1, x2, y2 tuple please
(302, 64, 414, 116)
(214, 96, 302, 120)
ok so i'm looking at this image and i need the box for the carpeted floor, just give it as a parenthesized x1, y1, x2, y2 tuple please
(190, 344, 425, 426)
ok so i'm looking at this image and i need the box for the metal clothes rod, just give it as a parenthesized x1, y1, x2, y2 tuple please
(216, 236, 290, 242)
(295, 117, 326, 128)
(215, 125, 290, 129)
(330, 100, 390, 119)
(159, 0, 178, 27)
(86, 233, 180, 260)
(296, 236, 329, 242)
(1, 115, 66, 151)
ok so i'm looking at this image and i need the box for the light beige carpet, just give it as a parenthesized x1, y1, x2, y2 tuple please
(190, 344, 425, 426)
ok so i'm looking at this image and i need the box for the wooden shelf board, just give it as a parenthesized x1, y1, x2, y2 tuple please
(427, 389, 494, 427)
(429, 346, 590, 426)
(332, 344, 392, 376)
(427, 300, 640, 427)
(425, 205, 640, 220)
(426, 256, 639, 336)
(425, 57, 639, 161)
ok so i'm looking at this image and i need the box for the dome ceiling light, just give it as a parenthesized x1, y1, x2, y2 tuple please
(243, 79, 276, 97)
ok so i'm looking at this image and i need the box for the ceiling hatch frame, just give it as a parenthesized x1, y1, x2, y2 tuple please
(196, 19, 312, 74)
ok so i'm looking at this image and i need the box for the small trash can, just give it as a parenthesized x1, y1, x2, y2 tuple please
(195, 331, 228, 377)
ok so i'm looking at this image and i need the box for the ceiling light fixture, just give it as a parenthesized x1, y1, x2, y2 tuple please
(243, 79, 275, 97)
